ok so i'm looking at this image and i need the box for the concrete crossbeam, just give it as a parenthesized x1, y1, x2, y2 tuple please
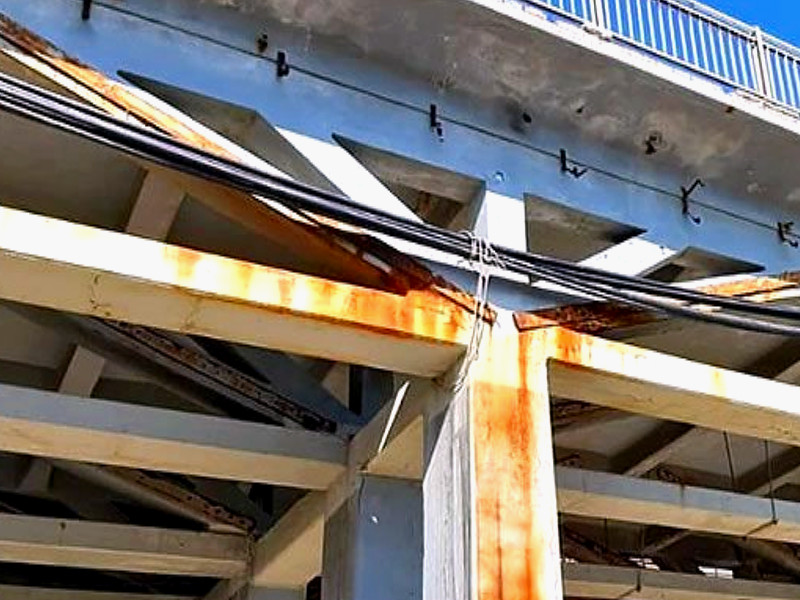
(0, 205, 470, 376)
(564, 563, 800, 600)
(0, 586, 192, 600)
(558, 467, 800, 544)
(0, 513, 246, 576)
(0, 381, 346, 489)
(545, 328, 800, 447)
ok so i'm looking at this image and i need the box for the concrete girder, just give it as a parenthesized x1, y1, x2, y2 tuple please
(0, 204, 472, 376)
(0, 512, 246, 576)
(3, 2, 799, 288)
(558, 467, 800, 544)
(0, 380, 346, 489)
(0, 586, 193, 600)
(564, 563, 800, 600)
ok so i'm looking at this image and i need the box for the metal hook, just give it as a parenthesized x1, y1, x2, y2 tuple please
(778, 221, 799, 248)
(429, 104, 443, 140)
(680, 178, 704, 225)
(276, 51, 290, 78)
(256, 33, 269, 54)
(559, 149, 587, 179)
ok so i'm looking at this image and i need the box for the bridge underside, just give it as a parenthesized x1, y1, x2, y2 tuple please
(0, 2, 800, 600)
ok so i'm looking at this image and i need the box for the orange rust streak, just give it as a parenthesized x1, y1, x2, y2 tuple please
(545, 326, 731, 400)
(514, 274, 800, 334)
(472, 331, 561, 600)
(700, 273, 800, 298)
(153, 240, 473, 344)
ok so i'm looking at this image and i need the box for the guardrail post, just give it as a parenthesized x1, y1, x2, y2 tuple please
(590, 0, 608, 31)
(753, 27, 774, 100)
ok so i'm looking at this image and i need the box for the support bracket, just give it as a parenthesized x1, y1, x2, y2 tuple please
(778, 221, 799, 248)
(276, 51, 290, 78)
(429, 104, 444, 140)
(560, 149, 588, 179)
(679, 178, 704, 224)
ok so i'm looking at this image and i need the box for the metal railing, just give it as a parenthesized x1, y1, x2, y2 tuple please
(527, 0, 800, 112)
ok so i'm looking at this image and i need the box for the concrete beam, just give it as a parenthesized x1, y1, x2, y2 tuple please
(0, 381, 346, 489)
(125, 169, 184, 240)
(557, 467, 800, 544)
(564, 563, 800, 600)
(251, 492, 326, 589)
(0, 512, 246, 576)
(544, 328, 800, 447)
(0, 586, 191, 600)
(468, 333, 562, 600)
(0, 204, 471, 375)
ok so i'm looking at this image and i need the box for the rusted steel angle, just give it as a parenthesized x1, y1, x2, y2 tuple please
(515, 273, 800, 334)
(84, 318, 340, 432)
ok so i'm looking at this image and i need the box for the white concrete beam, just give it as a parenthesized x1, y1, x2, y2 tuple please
(0, 513, 246, 576)
(0, 205, 470, 376)
(579, 237, 678, 276)
(564, 563, 800, 600)
(125, 169, 184, 240)
(545, 328, 800, 447)
(0, 381, 346, 489)
(0, 586, 192, 600)
(557, 467, 800, 544)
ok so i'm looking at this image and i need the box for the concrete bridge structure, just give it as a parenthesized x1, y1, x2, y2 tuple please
(0, 0, 800, 599)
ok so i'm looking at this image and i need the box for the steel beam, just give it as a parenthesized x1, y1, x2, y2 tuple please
(0, 381, 346, 489)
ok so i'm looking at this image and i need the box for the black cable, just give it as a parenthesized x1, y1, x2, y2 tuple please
(2, 71, 800, 334)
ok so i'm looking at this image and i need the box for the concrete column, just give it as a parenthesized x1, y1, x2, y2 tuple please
(423, 331, 562, 600)
(322, 475, 422, 600)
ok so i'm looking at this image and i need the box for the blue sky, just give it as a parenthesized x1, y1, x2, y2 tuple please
(706, 0, 800, 45)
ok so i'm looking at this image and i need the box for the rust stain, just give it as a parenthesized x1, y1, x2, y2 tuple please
(700, 274, 799, 298)
(162, 245, 203, 289)
(472, 332, 559, 600)
(514, 301, 651, 334)
(515, 273, 800, 335)
(151, 235, 472, 345)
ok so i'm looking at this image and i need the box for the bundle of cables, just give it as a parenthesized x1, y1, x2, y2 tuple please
(2, 70, 800, 336)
